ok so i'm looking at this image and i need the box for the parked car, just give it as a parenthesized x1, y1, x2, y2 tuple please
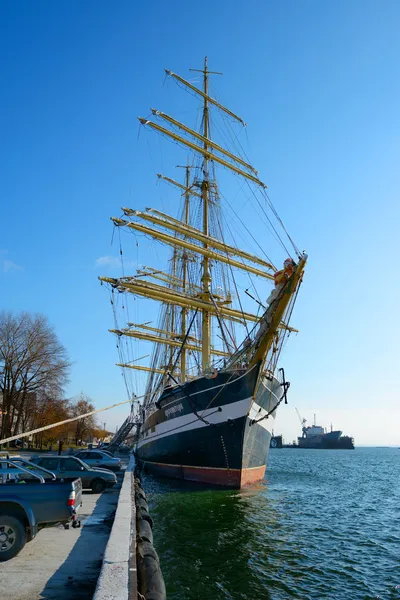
(97, 449, 114, 457)
(30, 455, 117, 493)
(0, 454, 82, 561)
(74, 450, 121, 472)
(9, 439, 23, 448)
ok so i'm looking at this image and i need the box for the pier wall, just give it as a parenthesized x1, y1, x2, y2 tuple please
(93, 455, 137, 600)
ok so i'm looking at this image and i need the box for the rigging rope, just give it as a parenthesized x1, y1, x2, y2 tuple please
(0, 394, 149, 446)
(213, 207, 251, 336)
(243, 179, 293, 257)
(219, 194, 276, 269)
(166, 372, 216, 427)
(208, 292, 237, 352)
(168, 308, 199, 376)
(263, 189, 301, 257)
(111, 288, 132, 399)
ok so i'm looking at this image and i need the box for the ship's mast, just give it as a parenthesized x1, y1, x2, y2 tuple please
(202, 59, 211, 371)
(191, 56, 214, 371)
(168, 247, 178, 376)
(176, 164, 194, 382)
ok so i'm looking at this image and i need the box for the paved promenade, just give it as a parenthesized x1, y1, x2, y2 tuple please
(0, 464, 126, 600)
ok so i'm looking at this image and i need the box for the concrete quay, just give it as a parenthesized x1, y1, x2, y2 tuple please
(0, 469, 126, 599)
(0, 455, 139, 600)
(0, 453, 165, 600)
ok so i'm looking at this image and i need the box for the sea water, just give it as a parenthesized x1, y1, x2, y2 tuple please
(143, 447, 400, 599)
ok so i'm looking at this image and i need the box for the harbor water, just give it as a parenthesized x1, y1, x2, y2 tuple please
(143, 447, 399, 600)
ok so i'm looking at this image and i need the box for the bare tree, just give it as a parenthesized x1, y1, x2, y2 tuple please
(0, 311, 71, 439)
(69, 393, 96, 446)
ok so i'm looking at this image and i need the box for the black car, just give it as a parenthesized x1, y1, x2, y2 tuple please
(30, 455, 117, 493)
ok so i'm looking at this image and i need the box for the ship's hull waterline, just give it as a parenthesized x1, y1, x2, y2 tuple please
(135, 365, 284, 488)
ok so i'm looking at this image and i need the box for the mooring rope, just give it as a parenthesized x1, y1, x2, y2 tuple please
(0, 393, 149, 446)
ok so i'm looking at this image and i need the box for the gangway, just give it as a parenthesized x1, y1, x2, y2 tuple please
(108, 411, 136, 453)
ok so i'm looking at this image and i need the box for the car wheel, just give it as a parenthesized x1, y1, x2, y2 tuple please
(91, 479, 106, 494)
(0, 515, 27, 561)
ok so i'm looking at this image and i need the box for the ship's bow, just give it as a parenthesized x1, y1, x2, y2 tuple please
(240, 374, 283, 486)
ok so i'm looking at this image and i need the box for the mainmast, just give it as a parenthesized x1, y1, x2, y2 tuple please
(201, 59, 211, 371)
(190, 56, 221, 371)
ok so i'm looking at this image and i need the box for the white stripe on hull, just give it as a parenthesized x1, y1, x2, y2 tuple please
(249, 401, 275, 432)
(138, 401, 276, 451)
(137, 373, 281, 450)
(138, 396, 254, 450)
(249, 376, 281, 432)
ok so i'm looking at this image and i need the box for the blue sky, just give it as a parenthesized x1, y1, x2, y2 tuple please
(1, 1, 399, 444)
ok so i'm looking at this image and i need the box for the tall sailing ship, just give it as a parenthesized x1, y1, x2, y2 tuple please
(100, 59, 307, 488)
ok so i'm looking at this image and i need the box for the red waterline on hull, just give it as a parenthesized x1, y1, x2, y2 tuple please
(140, 461, 266, 488)
(240, 465, 266, 487)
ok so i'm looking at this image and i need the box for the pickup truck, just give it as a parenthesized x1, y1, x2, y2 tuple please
(0, 454, 83, 561)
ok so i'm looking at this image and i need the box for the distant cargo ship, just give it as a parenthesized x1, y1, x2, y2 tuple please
(270, 434, 283, 448)
(270, 414, 354, 449)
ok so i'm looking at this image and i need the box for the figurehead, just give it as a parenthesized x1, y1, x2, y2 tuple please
(273, 258, 296, 287)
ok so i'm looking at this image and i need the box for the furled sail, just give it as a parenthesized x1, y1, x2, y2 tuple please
(100, 57, 306, 414)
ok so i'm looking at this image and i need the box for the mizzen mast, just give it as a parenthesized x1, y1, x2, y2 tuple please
(176, 164, 195, 382)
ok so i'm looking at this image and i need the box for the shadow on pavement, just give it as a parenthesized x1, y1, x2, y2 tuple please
(39, 488, 119, 600)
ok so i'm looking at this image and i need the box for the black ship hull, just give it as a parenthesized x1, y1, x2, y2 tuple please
(270, 435, 283, 448)
(136, 365, 284, 488)
(297, 430, 354, 449)
(279, 434, 355, 449)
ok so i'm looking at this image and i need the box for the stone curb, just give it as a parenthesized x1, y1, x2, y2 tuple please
(93, 455, 136, 600)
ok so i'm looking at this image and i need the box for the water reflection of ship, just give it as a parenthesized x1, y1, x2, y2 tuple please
(143, 473, 279, 599)
(270, 412, 355, 449)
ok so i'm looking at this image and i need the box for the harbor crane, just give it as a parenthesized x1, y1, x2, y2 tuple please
(295, 407, 307, 426)
(295, 407, 308, 438)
